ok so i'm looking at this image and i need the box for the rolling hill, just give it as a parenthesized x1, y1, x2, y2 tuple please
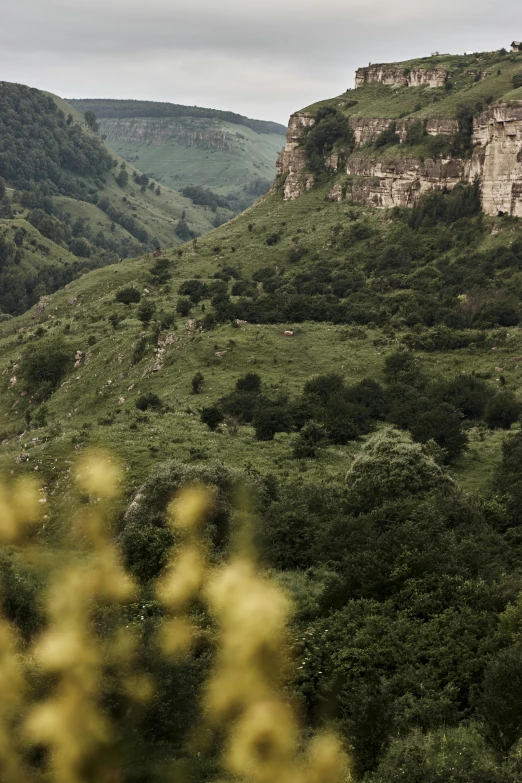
(0, 82, 236, 316)
(68, 99, 286, 210)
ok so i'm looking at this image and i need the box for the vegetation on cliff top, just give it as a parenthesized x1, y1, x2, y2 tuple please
(304, 48, 522, 120)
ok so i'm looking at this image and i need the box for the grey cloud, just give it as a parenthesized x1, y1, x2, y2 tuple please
(1, 0, 521, 124)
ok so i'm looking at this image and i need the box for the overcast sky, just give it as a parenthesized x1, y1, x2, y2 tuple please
(1, 0, 521, 125)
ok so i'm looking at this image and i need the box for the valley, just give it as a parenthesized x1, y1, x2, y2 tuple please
(3, 44, 522, 783)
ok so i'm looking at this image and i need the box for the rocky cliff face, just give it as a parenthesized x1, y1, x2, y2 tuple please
(276, 103, 522, 215)
(275, 112, 316, 199)
(470, 103, 522, 217)
(99, 117, 234, 151)
(355, 65, 449, 89)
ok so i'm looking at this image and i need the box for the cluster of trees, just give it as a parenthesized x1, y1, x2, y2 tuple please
(200, 357, 521, 462)
(304, 106, 355, 173)
(0, 83, 113, 196)
(11, 427, 511, 780)
(180, 185, 231, 212)
(194, 185, 522, 332)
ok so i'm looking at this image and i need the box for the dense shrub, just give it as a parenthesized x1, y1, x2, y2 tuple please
(346, 429, 453, 513)
(235, 373, 262, 393)
(135, 392, 163, 411)
(120, 461, 249, 580)
(484, 392, 522, 429)
(19, 336, 72, 398)
(115, 286, 141, 305)
(201, 406, 224, 431)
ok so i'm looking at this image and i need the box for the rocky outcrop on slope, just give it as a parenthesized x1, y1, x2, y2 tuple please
(355, 66, 449, 89)
(330, 157, 466, 209)
(99, 117, 234, 151)
(276, 103, 522, 215)
(470, 103, 522, 217)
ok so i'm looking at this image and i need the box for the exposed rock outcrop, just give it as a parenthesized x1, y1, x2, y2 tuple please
(355, 65, 449, 89)
(275, 112, 316, 200)
(99, 117, 235, 151)
(331, 157, 466, 209)
(470, 103, 522, 217)
(276, 102, 522, 215)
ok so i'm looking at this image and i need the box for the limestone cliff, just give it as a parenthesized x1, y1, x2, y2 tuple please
(276, 103, 522, 216)
(355, 65, 449, 89)
(470, 103, 522, 217)
(99, 117, 235, 151)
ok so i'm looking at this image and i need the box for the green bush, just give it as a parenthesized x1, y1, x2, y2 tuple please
(253, 403, 292, 441)
(235, 372, 262, 393)
(369, 726, 505, 783)
(120, 461, 249, 581)
(19, 336, 72, 398)
(292, 421, 328, 459)
(137, 300, 156, 324)
(135, 392, 163, 411)
(191, 372, 204, 394)
(115, 286, 141, 305)
(484, 392, 522, 429)
(346, 429, 453, 513)
(176, 297, 192, 316)
(201, 406, 224, 431)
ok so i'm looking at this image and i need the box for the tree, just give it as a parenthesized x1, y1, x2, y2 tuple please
(346, 429, 453, 513)
(191, 372, 204, 394)
(409, 402, 468, 463)
(69, 237, 92, 258)
(253, 403, 292, 441)
(235, 373, 262, 393)
(293, 421, 328, 459)
(19, 336, 72, 398)
(116, 170, 129, 188)
(137, 300, 156, 324)
(477, 643, 522, 754)
(176, 297, 192, 317)
(201, 406, 224, 431)
(484, 392, 522, 429)
(84, 110, 99, 133)
(303, 373, 344, 405)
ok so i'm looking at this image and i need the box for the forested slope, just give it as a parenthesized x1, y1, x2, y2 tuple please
(0, 83, 232, 315)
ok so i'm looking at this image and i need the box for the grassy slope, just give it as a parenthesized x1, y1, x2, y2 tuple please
(47, 94, 232, 242)
(2, 183, 522, 535)
(305, 49, 522, 119)
(101, 119, 284, 196)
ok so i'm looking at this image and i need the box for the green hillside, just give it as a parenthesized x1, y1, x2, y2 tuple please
(0, 83, 234, 315)
(308, 47, 522, 119)
(4, 50, 522, 783)
(68, 98, 285, 209)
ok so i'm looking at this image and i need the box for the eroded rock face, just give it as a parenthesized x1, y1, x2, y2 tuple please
(347, 117, 457, 147)
(276, 112, 316, 199)
(334, 157, 467, 209)
(355, 66, 448, 89)
(276, 103, 522, 214)
(470, 103, 522, 217)
(99, 117, 234, 151)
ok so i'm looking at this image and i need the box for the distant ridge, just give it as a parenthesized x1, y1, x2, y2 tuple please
(68, 99, 287, 136)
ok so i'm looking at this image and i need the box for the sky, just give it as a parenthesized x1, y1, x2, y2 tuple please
(1, 0, 521, 125)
